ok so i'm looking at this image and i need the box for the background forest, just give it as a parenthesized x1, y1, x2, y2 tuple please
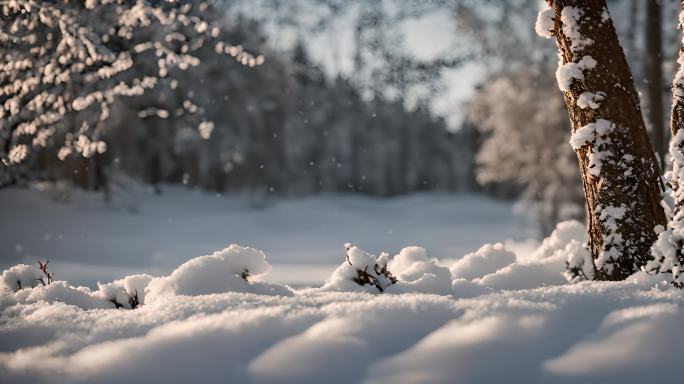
(3, 0, 679, 235)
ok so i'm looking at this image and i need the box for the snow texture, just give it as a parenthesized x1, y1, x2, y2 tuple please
(529, 220, 586, 261)
(450, 243, 516, 280)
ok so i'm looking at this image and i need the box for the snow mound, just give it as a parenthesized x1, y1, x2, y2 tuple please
(146, 244, 292, 301)
(450, 243, 516, 280)
(386, 247, 452, 295)
(450, 221, 587, 292)
(1, 281, 113, 309)
(0, 264, 43, 292)
(529, 220, 586, 261)
(1, 245, 292, 310)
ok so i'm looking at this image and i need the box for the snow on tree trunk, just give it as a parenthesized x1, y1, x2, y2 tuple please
(541, 0, 666, 280)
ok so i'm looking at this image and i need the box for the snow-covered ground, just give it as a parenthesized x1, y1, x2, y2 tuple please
(0, 185, 532, 287)
(1, 186, 682, 383)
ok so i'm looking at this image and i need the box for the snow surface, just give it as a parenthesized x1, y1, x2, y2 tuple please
(2, 187, 683, 383)
(1, 221, 683, 383)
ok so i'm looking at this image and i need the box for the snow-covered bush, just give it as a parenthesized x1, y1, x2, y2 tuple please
(145, 244, 292, 301)
(560, 240, 594, 283)
(322, 244, 397, 293)
(0, 259, 55, 292)
(322, 244, 451, 294)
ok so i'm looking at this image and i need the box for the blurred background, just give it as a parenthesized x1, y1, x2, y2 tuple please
(0, 0, 680, 286)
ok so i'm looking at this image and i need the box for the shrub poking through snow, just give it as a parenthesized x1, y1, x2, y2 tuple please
(94, 274, 154, 309)
(1, 260, 55, 292)
(1, 264, 43, 292)
(345, 243, 397, 292)
(323, 244, 452, 294)
(37, 260, 54, 285)
(560, 240, 594, 283)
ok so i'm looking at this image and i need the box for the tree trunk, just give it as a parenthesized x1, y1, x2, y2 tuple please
(545, 0, 666, 280)
(645, 0, 665, 165)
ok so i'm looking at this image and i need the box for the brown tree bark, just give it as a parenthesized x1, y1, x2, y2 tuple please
(645, 0, 665, 165)
(546, 0, 666, 280)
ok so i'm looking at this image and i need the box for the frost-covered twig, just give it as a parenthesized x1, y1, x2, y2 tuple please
(37, 259, 53, 285)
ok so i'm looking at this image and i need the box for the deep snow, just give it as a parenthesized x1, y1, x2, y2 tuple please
(1, 186, 683, 384)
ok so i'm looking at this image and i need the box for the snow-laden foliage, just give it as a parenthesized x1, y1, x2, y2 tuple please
(649, 130, 684, 287)
(0, 0, 262, 171)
